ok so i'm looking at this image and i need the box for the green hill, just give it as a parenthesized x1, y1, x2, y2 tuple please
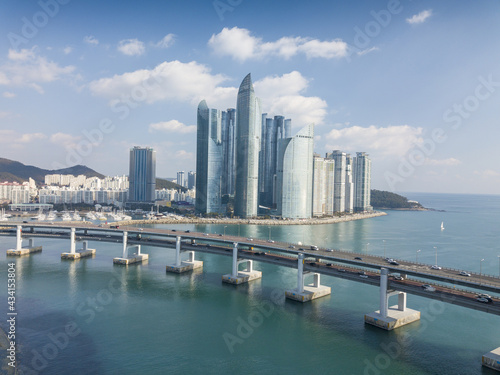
(370, 189, 423, 209)
(0, 157, 105, 185)
(156, 178, 187, 192)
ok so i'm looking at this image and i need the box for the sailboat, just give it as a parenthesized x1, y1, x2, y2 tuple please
(440, 222, 445, 231)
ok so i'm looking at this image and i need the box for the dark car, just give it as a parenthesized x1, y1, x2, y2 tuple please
(354, 257, 362, 260)
(389, 261, 400, 266)
(185, 230, 190, 233)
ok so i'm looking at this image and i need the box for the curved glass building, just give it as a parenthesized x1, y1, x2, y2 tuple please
(234, 73, 261, 218)
(276, 124, 314, 219)
(195, 100, 223, 214)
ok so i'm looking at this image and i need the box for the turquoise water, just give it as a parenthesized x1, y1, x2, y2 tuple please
(1, 193, 499, 375)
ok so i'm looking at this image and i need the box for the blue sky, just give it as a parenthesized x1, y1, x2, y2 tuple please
(1, 0, 499, 194)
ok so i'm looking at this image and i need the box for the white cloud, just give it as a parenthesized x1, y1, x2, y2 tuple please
(254, 71, 327, 126)
(406, 9, 432, 25)
(0, 111, 11, 119)
(63, 46, 73, 55)
(325, 125, 424, 157)
(3, 92, 16, 98)
(0, 48, 75, 93)
(8, 48, 36, 61)
(18, 133, 47, 143)
(155, 34, 175, 48)
(474, 169, 500, 178)
(208, 27, 348, 62)
(357, 46, 379, 56)
(0, 130, 47, 144)
(50, 132, 81, 149)
(174, 150, 194, 160)
(84, 36, 99, 45)
(424, 158, 461, 166)
(90, 66, 327, 127)
(117, 39, 145, 56)
(149, 120, 196, 134)
(89, 60, 228, 104)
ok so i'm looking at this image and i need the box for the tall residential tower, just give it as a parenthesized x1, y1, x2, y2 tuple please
(234, 74, 261, 218)
(128, 146, 156, 202)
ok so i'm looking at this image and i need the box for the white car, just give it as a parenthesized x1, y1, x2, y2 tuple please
(430, 265, 442, 270)
(422, 284, 436, 292)
(267, 240, 275, 243)
(459, 271, 471, 277)
(476, 297, 491, 303)
(326, 249, 333, 252)
(247, 238, 253, 241)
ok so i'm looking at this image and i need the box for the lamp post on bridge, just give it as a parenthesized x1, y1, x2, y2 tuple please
(416, 249, 421, 263)
(383, 240, 386, 258)
(480, 258, 485, 285)
(498, 255, 500, 277)
(434, 246, 438, 266)
(366, 242, 370, 252)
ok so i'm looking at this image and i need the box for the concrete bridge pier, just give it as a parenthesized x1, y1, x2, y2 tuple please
(7, 225, 42, 256)
(113, 231, 148, 265)
(285, 253, 331, 302)
(365, 268, 420, 330)
(222, 243, 262, 284)
(483, 347, 500, 371)
(166, 236, 203, 273)
(61, 228, 96, 259)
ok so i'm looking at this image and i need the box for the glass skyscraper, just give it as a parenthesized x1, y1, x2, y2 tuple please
(195, 100, 224, 214)
(327, 150, 347, 213)
(128, 146, 156, 202)
(259, 115, 291, 208)
(276, 124, 314, 219)
(234, 73, 261, 218)
(312, 154, 335, 217)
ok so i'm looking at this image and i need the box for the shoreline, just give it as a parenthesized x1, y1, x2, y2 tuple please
(117, 211, 387, 226)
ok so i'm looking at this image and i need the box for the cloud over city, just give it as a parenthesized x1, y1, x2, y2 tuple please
(208, 27, 348, 62)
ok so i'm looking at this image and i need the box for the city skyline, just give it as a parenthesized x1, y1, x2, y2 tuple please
(1, 1, 500, 194)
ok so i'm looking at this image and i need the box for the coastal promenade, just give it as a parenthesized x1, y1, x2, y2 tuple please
(118, 210, 387, 226)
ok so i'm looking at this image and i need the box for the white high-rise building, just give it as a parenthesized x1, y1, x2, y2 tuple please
(276, 124, 314, 219)
(354, 152, 372, 212)
(345, 154, 354, 213)
(312, 155, 335, 217)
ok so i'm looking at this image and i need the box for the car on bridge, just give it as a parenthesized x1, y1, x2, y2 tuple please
(476, 297, 492, 303)
(459, 271, 471, 277)
(354, 257, 362, 260)
(431, 265, 442, 270)
(389, 260, 400, 266)
(421, 284, 436, 292)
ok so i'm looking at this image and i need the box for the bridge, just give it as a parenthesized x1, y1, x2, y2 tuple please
(2, 222, 500, 371)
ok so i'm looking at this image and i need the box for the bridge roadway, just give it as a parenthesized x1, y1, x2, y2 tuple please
(1, 222, 499, 316)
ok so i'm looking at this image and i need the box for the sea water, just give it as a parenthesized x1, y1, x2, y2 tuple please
(0, 193, 499, 375)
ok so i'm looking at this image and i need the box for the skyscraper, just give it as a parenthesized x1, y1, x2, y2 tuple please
(345, 154, 354, 213)
(327, 150, 346, 213)
(176, 171, 186, 187)
(312, 154, 335, 217)
(128, 146, 156, 202)
(234, 73, 261, 218)
(259, 115, 291, 208)
(222, 108, 236, 196)
(276, 124, 314, 219)
(354, 152, 372, 212)
(187, 171, 196, 190)
(195, 100, 224, 214)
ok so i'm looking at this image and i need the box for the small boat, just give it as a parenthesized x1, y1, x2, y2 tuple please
(440, 222, 445, 231)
